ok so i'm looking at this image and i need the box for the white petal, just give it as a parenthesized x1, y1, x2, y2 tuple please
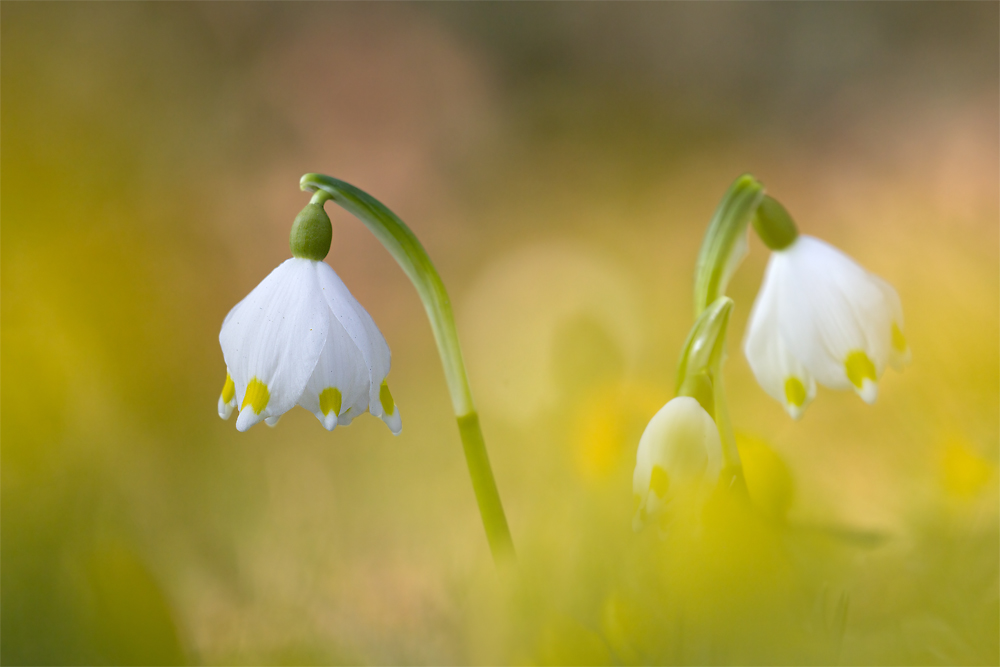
(775, 237, 892, 391)
(217, 371, 237, 420)
(744, 257, 817, 419)
(375, 380, 402, 435)
(220, 259, 329, 431)
(265, 415, 281, 427)
(632, 397, 722, 530)
(857, 378, 878, 404)
(314, 262, 392, 417)
(298, 308, 370, 431)
(337, 409, 356, 427)
(381, 405, 402, 436)
(323, 413, 339, 431)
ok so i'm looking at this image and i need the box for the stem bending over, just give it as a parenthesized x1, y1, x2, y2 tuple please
(300, 173, 515, 565)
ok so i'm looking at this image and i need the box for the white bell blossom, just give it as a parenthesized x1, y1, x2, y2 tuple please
(632, 396, 723, 531)
(218, 257, 401, 434)
(744, 235, 910, 419)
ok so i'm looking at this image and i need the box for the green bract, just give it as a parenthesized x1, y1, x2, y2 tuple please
(692, 174, 765, 315)
(675, 296, 733, 403)
(674, 296, 739, 467)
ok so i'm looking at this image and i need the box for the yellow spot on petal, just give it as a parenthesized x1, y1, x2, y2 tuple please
(379, 380, 395, 415)
(845, 350, 877, 389)
(650, 465, 670, 498)
(891, 322, 907, 352)
(221, 373, 235, 403)
(784, 377, 807, 408)
(319, 387, 342, 417)
(241, 378, 270, 414)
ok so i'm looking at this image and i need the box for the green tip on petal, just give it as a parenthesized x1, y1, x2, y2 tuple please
(891, 322, 908, 353)
(650, 465, 670, 498)
(845, 351, 877, 389)
(221, 373, 235, 404)
(290, 202, 333, 260)
(242, 377, 270, 415)
(319, 386, 343, 417)
(379, 380, 395, 416)
(784, 376, 807, 407)
(845, 351, 879, 404)
(784, 377, 807, 420)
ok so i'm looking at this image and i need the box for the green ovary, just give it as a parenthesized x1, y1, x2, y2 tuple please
(319, 387, 342, 417)
(784, 377, 807, 407)
(241, 378, 270, 414)
(845, 351, 877, 389)
(650, 465, 670, 498)
(379, 380, 395, 415)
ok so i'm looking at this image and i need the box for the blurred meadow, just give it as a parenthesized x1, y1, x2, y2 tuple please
(2, 3, 997, 665)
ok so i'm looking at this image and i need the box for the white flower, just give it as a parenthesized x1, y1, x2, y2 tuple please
(217, 257, 401, 434)
(744, 235, 910, 419)
(632, 396, 723, 531)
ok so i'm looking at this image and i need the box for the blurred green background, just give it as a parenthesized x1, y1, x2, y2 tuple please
(2, 3, 997, 665)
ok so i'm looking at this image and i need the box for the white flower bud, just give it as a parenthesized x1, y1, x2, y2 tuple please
(632, 397, 723, 531)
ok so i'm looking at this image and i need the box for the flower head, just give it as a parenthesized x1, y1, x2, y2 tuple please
(217, 201, 400, 434)
(632, 396, 723, 531)
(743, 198, 909, 419)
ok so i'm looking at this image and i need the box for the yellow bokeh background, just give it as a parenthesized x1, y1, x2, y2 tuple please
(3, 4, 997, 664)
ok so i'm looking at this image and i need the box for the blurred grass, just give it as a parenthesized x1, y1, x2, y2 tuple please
(2, 3, 997, 665)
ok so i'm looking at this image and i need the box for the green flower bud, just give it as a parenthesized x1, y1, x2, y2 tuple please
(289, 202, 332, 260)
(752, 195, 799, 251)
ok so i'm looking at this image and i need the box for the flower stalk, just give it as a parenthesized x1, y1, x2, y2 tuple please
(300, 173, 515, 565)
(681, 174, 764, 490)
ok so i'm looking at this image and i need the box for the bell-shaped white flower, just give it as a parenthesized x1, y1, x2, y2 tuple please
(744, 234, 910, 419)
(632, 396, 723, 531)
(218, 257, 401, 434)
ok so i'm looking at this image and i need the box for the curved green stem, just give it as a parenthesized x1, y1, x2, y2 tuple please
(301, 173, 515, 565)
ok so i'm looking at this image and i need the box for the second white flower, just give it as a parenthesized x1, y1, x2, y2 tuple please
(744, 234, 910, 419)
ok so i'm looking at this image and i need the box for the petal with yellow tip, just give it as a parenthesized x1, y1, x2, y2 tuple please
(632, 397, 722, 531)
(220, 258, 329, 432)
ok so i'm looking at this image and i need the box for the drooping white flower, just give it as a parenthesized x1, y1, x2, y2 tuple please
(218, 257, 401, 434)
(632, 396, 723, 531)
(744, 235, 910, 419)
